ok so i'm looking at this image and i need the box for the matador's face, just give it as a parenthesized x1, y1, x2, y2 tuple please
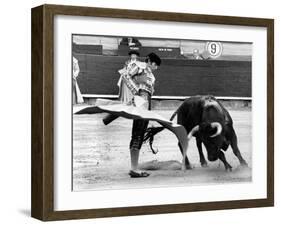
(147, 61, 158, 71)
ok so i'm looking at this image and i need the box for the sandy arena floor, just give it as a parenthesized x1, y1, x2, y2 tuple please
(72, 107, 252, 191)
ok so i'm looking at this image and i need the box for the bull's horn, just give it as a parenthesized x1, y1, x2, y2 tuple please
(210, 122, 222, 137)
(187, 125, 199, 140)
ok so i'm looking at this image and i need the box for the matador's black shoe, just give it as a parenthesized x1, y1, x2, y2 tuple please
(129, 170, 150, 178)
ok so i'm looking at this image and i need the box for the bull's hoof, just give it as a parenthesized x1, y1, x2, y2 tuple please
(182, 164, 193, 171)
(201, 162, 208, 168)
(240, 160, 248, 167)
(225, 166, 232, 172)
(129, 170, 150, 178)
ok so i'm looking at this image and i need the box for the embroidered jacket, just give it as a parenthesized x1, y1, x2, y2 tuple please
(119, 61, 155, 96)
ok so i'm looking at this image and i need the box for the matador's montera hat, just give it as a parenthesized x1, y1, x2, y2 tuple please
(147, 52, 161, 66)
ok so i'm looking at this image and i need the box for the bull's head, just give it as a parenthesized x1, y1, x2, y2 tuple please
(188, 122, 224, 161)
(188, 122, 222, 139)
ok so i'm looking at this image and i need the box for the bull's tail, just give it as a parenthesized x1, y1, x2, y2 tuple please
(143, 126, 165, 154)
(143, 109, 178, 154)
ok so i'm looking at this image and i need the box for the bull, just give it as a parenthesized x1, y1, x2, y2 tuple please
(143, 95, 248, 171)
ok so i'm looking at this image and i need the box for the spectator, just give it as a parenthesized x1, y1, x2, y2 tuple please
(102, 50, 140, 125)
(118, 50, 141, 103)
(73, 56, 84, 104)
(120, 37, 142, 47)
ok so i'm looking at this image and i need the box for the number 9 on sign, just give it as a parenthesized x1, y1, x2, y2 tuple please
(206, 42, 223, 58)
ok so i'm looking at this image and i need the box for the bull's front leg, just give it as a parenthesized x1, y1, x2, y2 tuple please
(178, 142, 192, 170)
(196, 137, 208, 167)
(218, 151, 232, 171)
(229, 127, 248, 167)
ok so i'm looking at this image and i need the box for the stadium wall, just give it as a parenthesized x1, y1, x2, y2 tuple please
(75, 54, 251, 98)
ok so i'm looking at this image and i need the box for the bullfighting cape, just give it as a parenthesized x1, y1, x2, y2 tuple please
(74, 99, 188, 154)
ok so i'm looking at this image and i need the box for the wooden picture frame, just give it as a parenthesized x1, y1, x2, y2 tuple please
(31, 4, 274, 221)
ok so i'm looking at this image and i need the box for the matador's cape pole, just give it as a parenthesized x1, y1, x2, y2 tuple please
(74, 100, 188, 168)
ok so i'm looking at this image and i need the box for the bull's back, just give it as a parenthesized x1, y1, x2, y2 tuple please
(176, 96, 206, 132)
(176, 95, 233, 132)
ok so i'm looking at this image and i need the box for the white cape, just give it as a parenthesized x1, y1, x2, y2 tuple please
(74, 100, 188, 160)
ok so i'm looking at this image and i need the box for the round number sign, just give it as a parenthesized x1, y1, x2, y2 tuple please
(205, 42, 223, 58)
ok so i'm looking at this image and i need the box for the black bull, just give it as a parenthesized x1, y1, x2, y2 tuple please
(143, 95, 248, 171)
